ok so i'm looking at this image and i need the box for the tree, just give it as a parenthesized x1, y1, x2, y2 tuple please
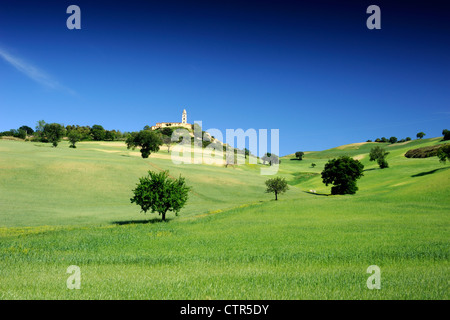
(405, 137, 412, 141)
(162, 135, 172, 153)
(19, 125, 34, 135)
(311, 163, 316, 168)
(160, 127, 173, 137)
(244, 148, 250, 159)
(295, 151, 304, 160)
(68, 130, 82, 148)
(389, 136, 398, 144)
(104, 130, 116, 141)
(126, 130, 162, 158)
(380, 137, 388, 143)
(43, 123, 65, 147)
(35, 120, 46, 134)
(369, 146, 389, 168)
(91, 125, 106, 141)
(16, 129, 27, 139)
(416, 132, 425, 139)
(265, 177, 289, 200)
(442, 129, 450, 141)
(261, 152, 279, 165)
(130, 170, 190, 221)
(321, 156, 364, 195)
(437, 144, 450, 164)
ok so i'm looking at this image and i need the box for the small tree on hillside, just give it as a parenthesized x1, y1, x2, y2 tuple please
(311, 163, 316, 168)
(389, 136, 398, 144)
(321, 156, 364, 195)
(265, 177, 289, 200)
(244, 148, 250, 159)
(126, 130, 162, 158)
(68, 130, 82, 148)
(295, 151, 304, 160)
(130, 170, 190, 221)
(437, 144, 450, 164)
(162, 135, 172, 153)
(369, 146, 390, 168)
(416, 132, 425, 139)
(43, 123, 65, 147)
(442, 129, 450, 141)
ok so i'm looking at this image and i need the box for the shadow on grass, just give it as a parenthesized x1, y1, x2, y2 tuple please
(111, 218, 171, 225)
(304, 191, 330, 196)
(411, 166, 449, 177)
(364, 168, 379, 172)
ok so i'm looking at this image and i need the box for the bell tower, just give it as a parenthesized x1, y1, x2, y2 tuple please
(182, 109, 187, 124)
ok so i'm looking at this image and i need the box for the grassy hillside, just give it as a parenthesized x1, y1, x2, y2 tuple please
(0, 137, 448, 299)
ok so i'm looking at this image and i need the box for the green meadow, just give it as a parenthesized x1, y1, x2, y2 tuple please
(0, 137, 449, 299)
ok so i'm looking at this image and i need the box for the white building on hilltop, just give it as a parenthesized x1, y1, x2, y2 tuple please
(151, 109, 191, 130)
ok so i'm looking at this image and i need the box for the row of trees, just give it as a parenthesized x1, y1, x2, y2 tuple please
(368, 136, 412, 144)
(368, 130, 447, 143)
(1, 121, 130, 147)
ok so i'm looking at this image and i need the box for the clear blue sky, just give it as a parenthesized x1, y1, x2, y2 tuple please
(1, 0, 449, 155)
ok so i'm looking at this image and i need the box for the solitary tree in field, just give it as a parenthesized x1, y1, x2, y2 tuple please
(68, 130, 82, 148)
(369, 146, 390, 168)
(437, 144, 450, 164)
(126, 130, 162, 158)
(416, 132, 425, 139)
(295, 151, 304, 160)
(130, 170, 190, 221)
(43, 123, 65, 147)
(265, 176, 289, 200)
(311, 163, 316, 168)
(321, 156, 364, 195)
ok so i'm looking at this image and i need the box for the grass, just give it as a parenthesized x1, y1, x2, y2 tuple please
(0, 137, 449, 299)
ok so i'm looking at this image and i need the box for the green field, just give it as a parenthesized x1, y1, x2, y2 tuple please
(0, 137, 449, 299)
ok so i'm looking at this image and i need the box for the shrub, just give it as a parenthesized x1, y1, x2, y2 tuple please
(404, 144, 443, 158)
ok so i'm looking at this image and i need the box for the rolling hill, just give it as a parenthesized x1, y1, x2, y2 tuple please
(0, 136, 448, 299)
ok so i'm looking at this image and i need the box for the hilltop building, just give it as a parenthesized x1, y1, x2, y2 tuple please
(151, 109, 191, 130)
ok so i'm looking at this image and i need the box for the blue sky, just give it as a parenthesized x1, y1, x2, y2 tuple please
(0, 0, 449, 155)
